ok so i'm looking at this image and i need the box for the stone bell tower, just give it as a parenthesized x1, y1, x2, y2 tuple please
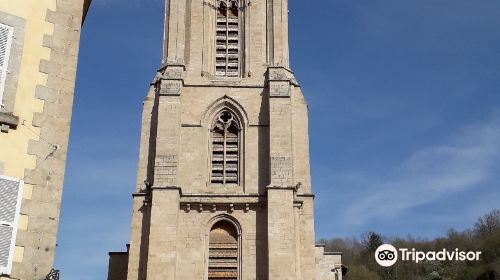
(107, 0, 343, 279)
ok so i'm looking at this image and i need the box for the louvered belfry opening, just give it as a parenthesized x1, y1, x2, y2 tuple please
(216, 0, 239, 77)
(211, 110, 240, 185)
(208, 220, 239, 280)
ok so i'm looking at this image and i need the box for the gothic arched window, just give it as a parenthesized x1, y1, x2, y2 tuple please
(216, 0, 240, 77)
(210, 110, 240, 185)
(208, 220, 239, 280)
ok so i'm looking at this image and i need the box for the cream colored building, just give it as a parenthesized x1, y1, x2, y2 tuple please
(108, 0, 342, 279)
(0, 1, 90, 279)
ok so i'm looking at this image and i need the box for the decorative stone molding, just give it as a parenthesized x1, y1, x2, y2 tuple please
(201, 95, 249, 128)
(180, 194, 264, 204)
(180, 201, 263, 213)
(180, 194, 265, 213)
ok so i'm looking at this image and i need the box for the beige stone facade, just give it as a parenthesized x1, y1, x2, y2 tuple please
(315, 245, 343, 280)
(0, 1, 90, 279)
(109, 0, 342, 279)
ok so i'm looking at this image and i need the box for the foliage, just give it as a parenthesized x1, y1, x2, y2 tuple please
(346, 265, 382, 280)
(475, 209, 500, 238)
(323, 209, 500, 280)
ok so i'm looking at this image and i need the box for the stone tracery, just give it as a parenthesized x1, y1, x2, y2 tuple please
(210, 110, 241, 185)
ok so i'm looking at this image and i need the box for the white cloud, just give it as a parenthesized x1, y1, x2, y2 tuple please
(345, 116, 500, 225)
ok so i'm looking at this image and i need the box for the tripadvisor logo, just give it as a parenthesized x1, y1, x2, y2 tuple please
(375, 244, 482, 267)
(375, 244, 398, 267)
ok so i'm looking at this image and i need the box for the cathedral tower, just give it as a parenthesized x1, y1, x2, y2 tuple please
(108, 0, 342, 279)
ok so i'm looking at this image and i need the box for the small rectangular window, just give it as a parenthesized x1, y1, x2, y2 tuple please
(0, 23, 14, 107)
(0, 175, 23, 275)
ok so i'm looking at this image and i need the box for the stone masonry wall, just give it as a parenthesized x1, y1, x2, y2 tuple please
(120, 0, 341, 278)
(12, 1, 85, 278)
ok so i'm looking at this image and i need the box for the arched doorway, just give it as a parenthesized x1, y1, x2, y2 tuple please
(208, 220, 239, 280)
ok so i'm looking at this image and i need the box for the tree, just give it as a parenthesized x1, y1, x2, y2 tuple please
(324, 209, 500, 280)
(474, 209, 500, 238)
(361, 232, 384, 273)
(362, 231, 383, 254)
(346, 265, 381, 280)
(481, 230, 500, 263)
(427, 271, 442, 280)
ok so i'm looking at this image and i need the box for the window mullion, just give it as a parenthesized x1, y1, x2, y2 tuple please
(223, 125, 227, 185)
(225, 9, 229, 77)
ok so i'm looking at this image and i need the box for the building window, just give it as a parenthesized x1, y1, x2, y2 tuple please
(208, 220, 239, 280)
(0, 176, 23, 275)
(210, 110, 240, 185)
(0, 23, 13, 107)
(216, 0, 240, 77)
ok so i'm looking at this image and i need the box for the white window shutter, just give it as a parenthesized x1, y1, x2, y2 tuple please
(0, 23, 13, 106)
(0, 176, 23, 275)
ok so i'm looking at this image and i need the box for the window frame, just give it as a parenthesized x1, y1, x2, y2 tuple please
(209, 109, 242, 187)
(0, 23, 13, 108)
(215, 0, 242, 78)
(205, 216, 242, 280)
(0, 175, 23, 275)
(207, 220, 239, 280)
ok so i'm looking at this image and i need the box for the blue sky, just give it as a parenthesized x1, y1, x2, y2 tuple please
(55, 0, 500, 278)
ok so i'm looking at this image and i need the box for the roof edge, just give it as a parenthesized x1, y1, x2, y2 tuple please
(83, 0, 92, 23)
